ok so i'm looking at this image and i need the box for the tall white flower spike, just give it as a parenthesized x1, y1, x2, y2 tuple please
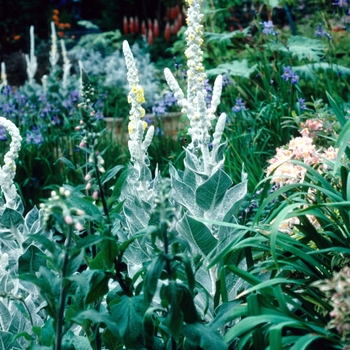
(164, 0, 226, 176)
(0, 62, 8, 88)
(60, 39, 72, 91)
(122, 40, 154, 178)
(49, 22, 60, 68)
(0, 117, 22, 208)
(25, 26, 38, 86)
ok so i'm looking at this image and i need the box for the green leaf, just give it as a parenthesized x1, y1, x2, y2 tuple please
(289, 334, 326, 349)
(0, 208, 23, 229)
(206, 59, 257, 79)
(160, 282, 184, 341)
(101, 165, 125, 185)
(89, 240, 118, 270)
(18, 245, 46, 274)
(0, 301, 11, 331)
(183, 323, 228, 350)
(55, 157, 77, 172)
(69, 270, 109, 305)
(326, 91, 347, 126)
(0, 331, 16, 350)
(67, 196, 102, 219)
(176, 214, 218, 256)
(72, 309, 120, 337)
(195, 169, 232, 213)
(109, 294, 147, 347)
(143, 256, 166, 304)
(267, 36, 326, 61)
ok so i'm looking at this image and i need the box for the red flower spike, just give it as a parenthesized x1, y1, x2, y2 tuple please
(147, 29, 154, 45)
(165, 22, 171, 41)
(148, 19, 153, 32)
(141, 20, 147, 36)
(129, 17, 134, 34)
(135, 16, 139, 33)
(153, 19, 159, 38)
(123, 16, 129, 35)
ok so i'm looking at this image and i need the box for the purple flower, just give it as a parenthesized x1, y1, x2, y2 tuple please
(70, 90, 80, 103)
(297, 98, 306, 110)
(94, 110, 104, 120)
(222, 72, 232, 87)
(152, 103, 167, 115)
(232, 98, 246, 112)
(51, 116, 61, 125)
(333, 0, 348, 6)
(26, 127, 44, 145)
(38, 94, 47, 102)
(261, 20, 275, 35)
(0, 125, 7, 141)
(164, 92, 177, 107)
(1, 85, 12, 96)
(315, 25, 325, 37)
(281, 66, 299, 84)
(315, 25, 332, 40)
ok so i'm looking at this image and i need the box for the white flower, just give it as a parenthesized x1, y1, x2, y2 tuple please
(0, 117, 22, 208)
(49, 22, 59, 67)
(25, 26, 38, 86)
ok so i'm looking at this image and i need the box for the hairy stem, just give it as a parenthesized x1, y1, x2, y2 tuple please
(55, 225, 72, 350)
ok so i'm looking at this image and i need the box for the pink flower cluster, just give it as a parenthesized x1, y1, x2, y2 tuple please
(267, 135, 338, 187)
(300, 119, 324, 138)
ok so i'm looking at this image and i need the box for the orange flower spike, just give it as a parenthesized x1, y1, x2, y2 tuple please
(64, 23, 71, 29)
(53, 9, 59, 15)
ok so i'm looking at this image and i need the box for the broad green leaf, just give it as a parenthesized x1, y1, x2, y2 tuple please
(183, 323, 227, 350)
(176, 214, 218, 256)
(0, 331, 16, 350)
(143, 256, 166, 304)
(204, 28, 250, 43)
(109, 294, 147, 347)
(89, 240, 118, 270)
(195, 169, 232, 212)
(0, 208, 23, 228)
(212, 178, 247, 222)
(67, 195, 102, 219)
(18, 245, 46, 274)
(0, 301, 11, 331)
(160, 282, 184, 341)
(206, 59, 257, 79)
(267, 36, 326, 61)
(72, 309, 120, 337)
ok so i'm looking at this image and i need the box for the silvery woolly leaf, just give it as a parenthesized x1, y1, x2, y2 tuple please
(176, 214, 217, 256)
(195, 169, 233, 214)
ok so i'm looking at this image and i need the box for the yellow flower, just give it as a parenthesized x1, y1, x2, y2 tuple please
(140, 107, 146, 117)
(143, 121, 147, 130)
(128, 122, 134, 134)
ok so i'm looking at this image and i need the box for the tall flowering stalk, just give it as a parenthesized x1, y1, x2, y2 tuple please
(164, 0, 226, 177)
(49, 21, 60, 68)
(123, 40, 154, 194)
(0, 117, 22, 209)
(0, 62, 8, 88)
(25, 26, 38, 86)
(60, 39, 72, 91)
